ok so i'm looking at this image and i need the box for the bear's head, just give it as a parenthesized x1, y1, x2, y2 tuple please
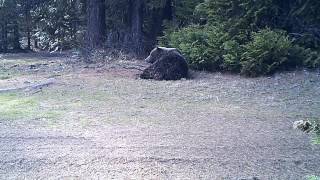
(145, 47, 180, 64)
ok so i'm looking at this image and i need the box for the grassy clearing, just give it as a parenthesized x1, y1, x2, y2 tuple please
(1, 53, 319, 132)
(0, 54, 319, 179)
(0, 53, 71, 82)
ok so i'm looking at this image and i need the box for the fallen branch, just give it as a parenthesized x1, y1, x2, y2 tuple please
(0, 78, 56, 93)
(121, 66, 145, 71)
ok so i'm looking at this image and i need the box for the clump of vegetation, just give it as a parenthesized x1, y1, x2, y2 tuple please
(161, 27, 317, 76)
(311, 119, 320, 145)
(303, 50, 320, 69)
(160, 0, 320, 76)
(293, 119, 320, 145)
(240, 29, 303, 77)
(162, 25, 230, 71)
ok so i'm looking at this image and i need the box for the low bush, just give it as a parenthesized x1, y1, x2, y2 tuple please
(161, 26, 320, 76)
(240, 29, 304, 77)
(303, 50, 320, 69)
(221, 40, 242, 72)
(160, 25, 230, 71)
(311, 119, 320, 145)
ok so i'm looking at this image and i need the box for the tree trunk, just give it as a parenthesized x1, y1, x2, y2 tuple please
(0, 25, 3, 52)
(129, 0, 144, 55)
(106, 0, 145, 55)
(2, 23, 8, 52)
(85, 0, 106, 49)
(163, 0, 174, 21)
(13, 22, 20, 50)
(25, 4, 31, 50)
(34, 37, 38, 49)
(149, 0, 174, 44)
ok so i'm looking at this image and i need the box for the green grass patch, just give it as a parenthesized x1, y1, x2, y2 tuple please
(0, 69, 12, 80)
(0, 74, 11, 80)
(0, 93, 60, 121)
(0, 65, 21, 80)
(307, 175, 320, 180)
(0, 93, 37, 120)
(0, 76, 11, 80)
(312, 136, 320, 145)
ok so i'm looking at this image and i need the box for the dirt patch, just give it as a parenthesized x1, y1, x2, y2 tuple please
(0, 53, 319, 179)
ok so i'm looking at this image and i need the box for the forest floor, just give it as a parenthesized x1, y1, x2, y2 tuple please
(0, 53, 320, 180)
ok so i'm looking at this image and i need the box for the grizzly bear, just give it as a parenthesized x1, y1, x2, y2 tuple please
(140, 47, 189, 80)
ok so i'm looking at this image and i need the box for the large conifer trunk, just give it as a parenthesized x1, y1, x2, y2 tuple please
(12, 21, 20, 50)
(106, 0, 145, 55)
(129, 0, 144, 55)
(24, 3, 31, 50)
(149, 0, 174, 47)
(0, 23, 8, 52)
(86, 0, 106, 49)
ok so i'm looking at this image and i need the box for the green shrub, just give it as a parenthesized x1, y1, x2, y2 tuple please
(240, 29, 304, 77)
(221, 40, 242, 72)
(311, 119, 320, 145)
(160, 26, 319, 76)
(303, 50, 320, 69)
(160, 25, 232, 71)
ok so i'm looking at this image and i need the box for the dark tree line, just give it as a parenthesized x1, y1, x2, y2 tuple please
(0, 0, 86, 52)
(0, 0, 182, 54)
(0, 0, 319, 59)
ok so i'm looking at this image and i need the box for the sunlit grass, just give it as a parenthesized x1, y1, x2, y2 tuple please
(312, 136, 320, 145)
(0, 93, 60, 121)
(0, 69, 13, 80)
(307, 175, 320, 180)
(0, 93, 37, 120)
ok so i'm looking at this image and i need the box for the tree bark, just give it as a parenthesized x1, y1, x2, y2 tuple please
(106, 0, 145, 55)
(128, 0, 144, 55)
(85, 0, 106, 49)
(0, 26, 3, 52)
(34, 37, 38, 49)
(13, 22, 21, 50)
(163, 0, 174, 21)
(2, 22, 8, 52)
(25, 4, 31, 50)
(150, 0, 174, 40)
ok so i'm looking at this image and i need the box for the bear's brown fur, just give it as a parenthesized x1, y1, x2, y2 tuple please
(140, 47, 188, 80)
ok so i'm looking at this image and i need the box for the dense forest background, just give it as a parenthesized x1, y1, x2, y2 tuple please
(0, 0, 320, 76)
